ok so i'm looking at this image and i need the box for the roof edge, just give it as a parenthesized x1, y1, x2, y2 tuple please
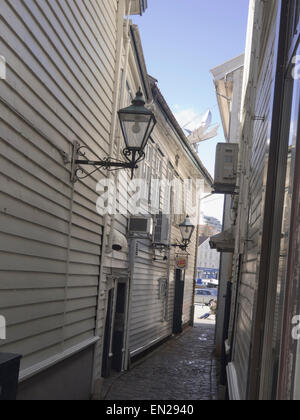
(149, 78, 213, 186)
(130, 25, 152, 102)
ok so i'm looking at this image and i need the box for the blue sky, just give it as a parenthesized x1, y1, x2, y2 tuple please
(133, 0, 249, 221)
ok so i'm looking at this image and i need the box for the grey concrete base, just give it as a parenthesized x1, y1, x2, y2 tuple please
(17, 346, 95, 400)
(92, 377, 106, 400)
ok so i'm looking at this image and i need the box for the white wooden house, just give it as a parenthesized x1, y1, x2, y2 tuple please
(0, 0, 146, 400)
(217, 0, 300, 400)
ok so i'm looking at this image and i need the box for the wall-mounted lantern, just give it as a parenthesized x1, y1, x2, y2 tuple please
(171, 216, 195, 252)
(71, 89, 156, 181)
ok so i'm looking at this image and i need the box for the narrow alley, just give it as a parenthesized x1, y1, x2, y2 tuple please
(1, 0, 300, 402)
(102, 309, 219, 401)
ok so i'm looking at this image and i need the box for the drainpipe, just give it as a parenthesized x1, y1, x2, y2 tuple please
(91, 0, 129, 398)
(237, 0, 269, 400)
(233, 0, 260, 255)
(107, 0, 132, 253)
(124, 237, 137, 370)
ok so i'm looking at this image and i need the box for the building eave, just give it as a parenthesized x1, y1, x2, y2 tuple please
(130, 25, 152, 102)
(127, 0, 148, 15)
(210, 54, 245, 142)
(149, 79, 213, 187)
(209, 227, 236, 253)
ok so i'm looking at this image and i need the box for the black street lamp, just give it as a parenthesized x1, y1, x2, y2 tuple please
(72, 88, 156, 181)
(118, 88, 156, 165)
(172, 216, 195, 252)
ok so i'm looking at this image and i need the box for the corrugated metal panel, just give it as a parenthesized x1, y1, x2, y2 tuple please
(0, 0, 117, 374)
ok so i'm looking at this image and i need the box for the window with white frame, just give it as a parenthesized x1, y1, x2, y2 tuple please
(140, 141, 164, 209)
(173, 174, 184, 225)
(150, 148, 163, 212)
(140, 141, 153, 202)
(164, 164, 184, 225)
(162, 163, 174, 216)
(125, 81, 133, 106)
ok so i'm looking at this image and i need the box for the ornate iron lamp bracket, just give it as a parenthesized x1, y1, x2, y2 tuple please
(170, 241, 190, 252)
(70, 142, 145, 183)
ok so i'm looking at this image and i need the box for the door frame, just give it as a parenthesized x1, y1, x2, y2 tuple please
(101, 276, 130, 377)
(172, 269, 185, 334)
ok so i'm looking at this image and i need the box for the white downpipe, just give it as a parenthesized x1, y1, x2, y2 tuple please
(114, 5, 136, 370)
(92, 0, 128, 397)
(124, 238, 137, 370)
(234, 0, 261, 253)
(107, 1, 132, 253)
(109, 0, 131, 158)
(226, 0, 263, 389)
(117, 8, 132, 157)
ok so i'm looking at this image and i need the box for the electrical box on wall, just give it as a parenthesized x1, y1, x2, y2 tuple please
(128, 216, 153, 237)
(153, 212, 170, 246)
(213, 143, 239, 194)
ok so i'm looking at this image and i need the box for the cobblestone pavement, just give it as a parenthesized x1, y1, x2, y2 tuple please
(104, 321, 219, 401)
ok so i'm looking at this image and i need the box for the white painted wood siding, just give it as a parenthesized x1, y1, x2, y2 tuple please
(231, 3, 278, 399)
(0, 0, 117, 373)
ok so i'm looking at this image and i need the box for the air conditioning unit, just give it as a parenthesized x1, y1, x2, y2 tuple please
(153, 213, 170, 246)
(128, 216, 153, 237)
(213, 143, 239, 194)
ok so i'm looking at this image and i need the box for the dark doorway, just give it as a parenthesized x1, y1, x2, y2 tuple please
(173, 269, 185, 334)
(112, 282, 127, 372)
(220, 281, 232, 386)
(101, 288, 114, 378)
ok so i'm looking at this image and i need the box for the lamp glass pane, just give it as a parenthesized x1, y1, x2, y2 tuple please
(141, 118, 156, 150)
(180, 225, 193, 241)
(120, 113, 152, 149)
(179, 217, 195, 242)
